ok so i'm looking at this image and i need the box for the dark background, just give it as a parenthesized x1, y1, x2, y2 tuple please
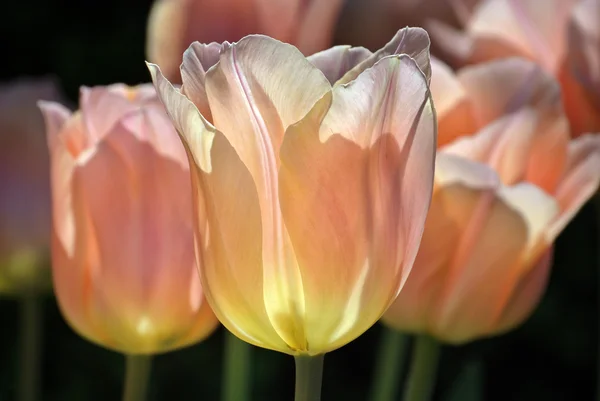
(0, 0, 597, 400)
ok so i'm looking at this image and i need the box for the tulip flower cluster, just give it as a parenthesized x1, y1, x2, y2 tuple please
(0, 0, 598, 400)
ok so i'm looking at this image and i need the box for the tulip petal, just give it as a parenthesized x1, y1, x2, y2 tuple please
(428, 18, 528, 67)
(205, 34, 331, 167)
(307, 45, 373, 85)
(147, 62, 214, 173)
(382, 153, 501, 336)
(39, 105, 82, 255)
(337, 27, 432, 85)
(38, 101, 71, 152)
(149, 61, 294, 352)
(70, 119, 205, 353)
(457, 58, 561, 126)
(464, 0, 576, 71)
(495, 248, 552, 333)
(180, 42, 223, 122)
(549, 134, 600, 240)
(79, 86, 141, 144)
(433, 164, 557, 343)
(443, 108, 569, 192)
(279, 55, 436, 352)
(430, 57, 476, 146)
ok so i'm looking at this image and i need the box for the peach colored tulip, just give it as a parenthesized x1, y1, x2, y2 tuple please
(146, 0, 345, 83)
(39, 84, 218, 354)
(431, 57, 564, 147)
(0, 78, 65, 295)
(383, 60, 600, 344)
(148, 28, 437, 355)
(428, 0, 600, 137)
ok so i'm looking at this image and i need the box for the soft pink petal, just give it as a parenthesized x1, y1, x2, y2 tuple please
(444, 108, 570, 193)
(383, 155, 559, 344)
(495, 248, 552, 333)
(149, 62, 294, 352)
(548, 134, 600, 240)
(38, 101, 71, 152)
(430, 57, 476, 146)
(205, 35, 333, 350)
(337, 27, 432, 85)
(280, 55, 436, 352)
(180, 42, 223, 122)
(79, 86, 140, 144)
(69, 119, 215, 353)
(307, 45, 373, 85)
(383, 154, 501, 337)
(457, 57, 561, 126)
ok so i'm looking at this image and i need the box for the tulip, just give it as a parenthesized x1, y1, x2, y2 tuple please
(382, 57, 600, 344)
(39, 84, 218, 355)
(146, 0, 345, 83)
(428, 0, 599, 137)
(0, 78, 65, 295)
(337, 0, 481, 52)
(147, 27, 437, 357)
(431, 57, 563, 147)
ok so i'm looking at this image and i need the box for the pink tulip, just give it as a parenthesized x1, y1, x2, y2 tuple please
(383, 57, 600, 343)
(40, 84, 218, 354)
(147, 28, 437, 355)
(337, 0, 482, 52)
(431, 57, 563, 147)
(429, 0, 600, 137)
(0, 78, 64, 294)
(146, 0, 346, 83)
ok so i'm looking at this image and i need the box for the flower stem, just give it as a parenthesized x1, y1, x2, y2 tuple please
(369, 327, 410, 401)
(122, 355, 152, 401)
(18, 294, 43, 401)
(222, 331, 252, 401)
(294, 354, 325, 401)
(403, 335, 441, 401)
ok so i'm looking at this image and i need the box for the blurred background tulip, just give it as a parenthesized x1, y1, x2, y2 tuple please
(0, 78, 64, 295)
(41, 84, 218, 355)
(146, 0, 346, 83)
(0, 77, 67, 401)
(148, 28, 436, 362)
(383, 57, 600, 343)
(428, 0, 599, 137)
(41, 84, 219, 399)
(336, 0, 481, 52)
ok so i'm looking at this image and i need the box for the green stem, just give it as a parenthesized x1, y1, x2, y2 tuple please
(122, 355, 152, 401)
(369, 327, 410, 401)
(18, 294, 43, 401)
(403, 335, 441, 401)
(294, 354, 325, 401)
(222, 331, 252, 401)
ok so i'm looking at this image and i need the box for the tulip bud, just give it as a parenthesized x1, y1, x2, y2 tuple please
(40, 84, 218, 354)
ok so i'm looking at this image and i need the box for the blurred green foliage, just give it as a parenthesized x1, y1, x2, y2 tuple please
(0, 0, 596, 400)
